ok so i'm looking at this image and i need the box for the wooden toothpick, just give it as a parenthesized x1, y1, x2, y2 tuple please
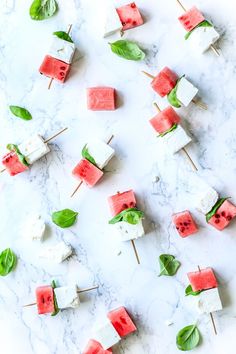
(131, 239, 140, 264)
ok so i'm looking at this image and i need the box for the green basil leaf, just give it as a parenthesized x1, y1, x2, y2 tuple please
(52, 209, 78, 228)
(109, 40, 145, 61)
(158, 254, 180, 276)
(9, 106, 32, 121)
(30, 0, 58, 21)
(206, 197, 229, 222)
(167, 84, 182, 108)
(82, 145, 97, 167)
(159, 123, 178, 138)
(0, 248, 17, 276)
(109, 208, 144, 225)
(185, 20, 213, 40)
(53, 31, 73, 43)
(51, 280, 60, 316)
(185, 284, 202, 296)
(6, 144, 29, 167)
(176, 324, 200, 351)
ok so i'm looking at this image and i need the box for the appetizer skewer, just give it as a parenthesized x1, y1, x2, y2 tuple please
(0, 127, 68, 176)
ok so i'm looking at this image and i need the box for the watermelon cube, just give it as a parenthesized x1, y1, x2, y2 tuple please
(107, 307, 136, 337)
(87, 87, 116, 111)
(39, 55, 70, 83)
(83, 339, 112, 354)
(151, 67, 178, 97)
(172, 210, 198, 238)
(2, 151, 28, 176)
(178, 6, 205, 32)
(187, 267, 218, 292)
(36, 285, 55, 315)
(72, 159, 103, 187)
(108, 190, 136, 216)
(149, 106, 181, 134)
(208, 200, 236, 231)
(116, 2, 144, 31)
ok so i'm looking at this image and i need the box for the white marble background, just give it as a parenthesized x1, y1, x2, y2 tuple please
(1, 0, 236, 353)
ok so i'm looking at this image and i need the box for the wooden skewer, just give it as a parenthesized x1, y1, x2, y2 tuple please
(0, 168, 6, 173)
(131, 239, 140, 264)
(70, 135, 114, 198)
(48, 24, 73, 90)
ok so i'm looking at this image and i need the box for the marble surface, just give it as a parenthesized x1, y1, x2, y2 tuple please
(1, 0, 236, 353)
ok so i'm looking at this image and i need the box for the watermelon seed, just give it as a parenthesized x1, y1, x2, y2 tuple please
(221, 211, 226, 217)
(215, 214, 220, 218)
(131, 2, 136, 8)
(227, 215, 232, 221)
(215, 219, 220, 224)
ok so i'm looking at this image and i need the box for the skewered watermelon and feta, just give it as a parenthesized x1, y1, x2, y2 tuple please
(172, 210, 198, 238)
(207, 199, 236, 231)
(188, 267, 218, 292)
(149, 106, 181, 134)
(195, 287, 222, 314)
(116, 2, 144, 31)
(151, 67, 178, 98)
(108, 190, 137, 216)
(107, 307, 137, 337)
(196, 186, 219, 214)
(73, 159, 104, 187)
(92, 319, 121, 350)
(102, 0, 122, 37)
(36, 285, 55, 315)
(2, 150, 28, 176)
(83, 339, 113, 354)
(87, 87, 116, 111)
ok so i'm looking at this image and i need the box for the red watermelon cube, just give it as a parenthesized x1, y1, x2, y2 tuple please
(149, 106, 181, 134)
(36, 286, 55, 315)
(208, 200, 236, 231)
(39, 55, 70, 83)
(87, 87, 116, 111)
(108, 190, 137, 216)
(2, 151, 28, 176)
(116, 2, 143, 31)
(72, 159, 103, 187)
(172, 210, 198, 238)
(83, 340, 112, 354)
(178, 6, 205, 32)
(187, 267, 218, 292)
(107, 307, 136, 337)
(151, 67, 178, 97)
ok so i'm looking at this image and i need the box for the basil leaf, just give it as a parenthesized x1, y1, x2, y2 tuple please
(82, 145, 97, 167)
(109, 208, 144, 225)
(9, 106, 32, 121)
(185, 284, 202, 296)
(51, 280, 60, 316)
(159, 124, 178, 138)
(185, 20, 213, 40)
(109, 40, 145, 61)
(53, 31, 73, 43)
(167, 85, 182, 108)
(176, 324, 200, 351)
(52, 209, 78, 228)
(206, 197, 229, 222)
(158, 254, 180, 276)
(30, 0, 58, 21)
(6, 144, 29, 167)
(0, 248, 17, 276)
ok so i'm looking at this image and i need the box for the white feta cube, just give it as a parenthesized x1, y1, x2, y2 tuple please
(85, 139, 115, 170)
(22, 214, 45, 241)
(161, 125, 192, 154)
(48, 37, 75, 64)
(176, 77, 198, 107)
(18, 134, 50, 165)
(102, 0, 122, 37)
(54, 285, 80, 309)
(196, 187, 219, 214)
(195, 288, 222, 314)
(93, 319, 121, 350)
(39, 241, 72, 263)
(114, 220, 145, 241)
(188, 26, 220, 54)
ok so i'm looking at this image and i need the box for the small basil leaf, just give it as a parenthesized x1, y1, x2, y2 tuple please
(51, 280, 60, 316)
(9, 106, 32, 121)
(0, 248, 17, 276)
(109, 208, 143, 225)
(185, 20, 213, 40)
(82, 145, 97, 167)
(109, 40, 145, 61)
(176, 324, 200, 351)
(6, 144, 29, 167)
(167, 85, 182, 108)
(159, 124, 178, 138)
(185, 284, 202, 296)
(53, 31, 73, 43)
(158, 254, 181, 276)
(52, 209, 78, 228)
(30, 0, 58, 21)
(206, 197, 229, 222)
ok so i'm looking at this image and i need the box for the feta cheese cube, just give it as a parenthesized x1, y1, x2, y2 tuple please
(54, 285, 80, 309)
(18, 134, 50, 165)
(161, 125, 192, 154)
(48, 37, 75, 64)
(102, 0, 122, 37)
(176, 77, 198, 107)
(85, 139, 115, 170)
(196, 187, 219, 214)
(195, 288, 222, 314)
(114, 220, 145, 241)
(22, 214, 45, 241)
(188, 26, 220, 54)
(93, 319, 121, 349)
(39, 241, 72, 263)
